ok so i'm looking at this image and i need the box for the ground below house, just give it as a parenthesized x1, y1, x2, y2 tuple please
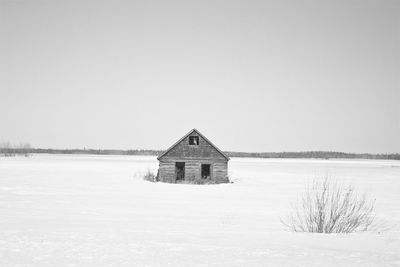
(0, 154, 399, 266)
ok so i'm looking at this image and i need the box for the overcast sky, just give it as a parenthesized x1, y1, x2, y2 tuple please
(1, 0, 399, 153)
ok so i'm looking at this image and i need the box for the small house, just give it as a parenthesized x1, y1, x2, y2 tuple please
(156, 129, 230, 183)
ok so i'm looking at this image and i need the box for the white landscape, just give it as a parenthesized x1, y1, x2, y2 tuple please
(0, 154, 399, 266)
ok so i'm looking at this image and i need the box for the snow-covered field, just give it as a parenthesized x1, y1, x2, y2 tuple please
(0, 154, 399, 266)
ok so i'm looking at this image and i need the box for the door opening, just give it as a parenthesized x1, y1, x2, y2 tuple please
(201, 164, 211, 179)
(175, 162, 185, 181)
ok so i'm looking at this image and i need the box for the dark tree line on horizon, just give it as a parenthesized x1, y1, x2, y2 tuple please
(0, 142, 32, 157)
(224, 151, 400, 160)
(1, 143, 399, 160)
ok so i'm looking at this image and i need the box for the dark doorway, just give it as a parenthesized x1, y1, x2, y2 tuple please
(201, 164, 211, 179)
(175, 162, 185, 181)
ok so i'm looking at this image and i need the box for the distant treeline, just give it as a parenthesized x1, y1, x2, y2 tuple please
(0, 142, 32, 157)
(224, 151, 400, 160)
(30, 148, 161, 156)
(1, 144, 399, 160)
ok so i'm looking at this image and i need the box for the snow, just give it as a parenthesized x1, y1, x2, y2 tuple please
(0, 154, 399, 266)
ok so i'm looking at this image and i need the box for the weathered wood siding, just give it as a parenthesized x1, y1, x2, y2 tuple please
(158, 159, 228, 183)
(213, 161, 228, 181)
(157, 161, 176, 183)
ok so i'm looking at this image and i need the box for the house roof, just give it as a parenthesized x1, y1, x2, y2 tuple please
(157, 128, 230, 161)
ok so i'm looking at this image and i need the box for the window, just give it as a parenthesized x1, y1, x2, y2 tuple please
(201, 164, 211, 179)
(189, 136, 199, 145)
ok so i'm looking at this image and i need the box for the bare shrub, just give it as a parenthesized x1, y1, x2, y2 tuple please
(143, 169, 156, 182)
(282, 177, 376, 233)
(174, 176, 230, 185)
(191, 177, 217, 185)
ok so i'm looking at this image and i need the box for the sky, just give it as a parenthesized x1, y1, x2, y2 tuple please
(1, 0, 399, 153)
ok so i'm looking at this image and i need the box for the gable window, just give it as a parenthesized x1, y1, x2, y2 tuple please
(189, 136, 199, 145)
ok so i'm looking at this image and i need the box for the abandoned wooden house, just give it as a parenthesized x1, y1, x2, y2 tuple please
(156, 129, 230, 183)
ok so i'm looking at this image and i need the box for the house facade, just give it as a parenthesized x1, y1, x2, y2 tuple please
(157, 129, 230, 183)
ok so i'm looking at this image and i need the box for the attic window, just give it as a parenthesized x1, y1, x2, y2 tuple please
(189, 136, 199, 145)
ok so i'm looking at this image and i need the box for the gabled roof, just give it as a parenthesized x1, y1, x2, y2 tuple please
(157, 128, 230, 161)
